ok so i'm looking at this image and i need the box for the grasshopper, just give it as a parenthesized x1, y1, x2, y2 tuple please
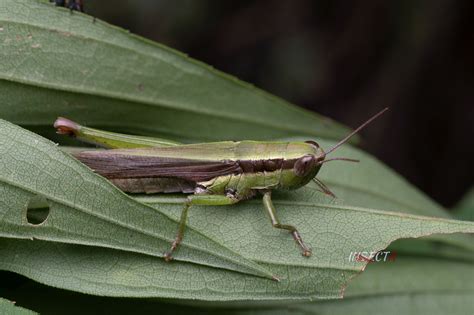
(54, 108, 387, 260)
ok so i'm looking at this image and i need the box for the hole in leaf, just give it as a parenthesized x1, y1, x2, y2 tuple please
(26, 195, 50, 225)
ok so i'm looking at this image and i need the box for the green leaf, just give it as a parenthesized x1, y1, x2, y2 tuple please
(1, 120, 474, 301)
(452, 187, 474, 221)
(0, 298, 36, 315)
(2, 257, 473, 315)
(0, 0, 350, 143)
(288, 257, 474, 315)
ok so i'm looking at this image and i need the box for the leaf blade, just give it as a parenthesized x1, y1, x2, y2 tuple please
(0, 0, 351, 142)
(2, 121, 474, 300)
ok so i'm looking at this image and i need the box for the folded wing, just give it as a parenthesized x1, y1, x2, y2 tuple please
(75, 150, 242, 183)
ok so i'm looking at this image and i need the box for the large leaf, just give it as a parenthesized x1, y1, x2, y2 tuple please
(1, 120, 474, 300)
(2, 257, 473, 315)
(0, 0, 350, 143)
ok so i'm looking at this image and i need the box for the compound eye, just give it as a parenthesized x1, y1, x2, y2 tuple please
(305, 140, 320, 149)
(294, 155, 315, 177)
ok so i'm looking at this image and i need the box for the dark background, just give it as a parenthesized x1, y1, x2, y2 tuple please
(82, 0, 472, 208)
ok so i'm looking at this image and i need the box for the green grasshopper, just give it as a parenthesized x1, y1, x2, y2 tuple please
(54, 108, 387, 260)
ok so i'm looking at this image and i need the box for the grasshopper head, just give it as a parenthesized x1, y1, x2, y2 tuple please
(293, 141, 325, 178)
(281, 141, 325, 192)
(292, 140, 353, 197)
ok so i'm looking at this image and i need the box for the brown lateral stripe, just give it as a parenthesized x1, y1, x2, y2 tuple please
(237, 158, 296, 173)
(75, 151, 298, 182)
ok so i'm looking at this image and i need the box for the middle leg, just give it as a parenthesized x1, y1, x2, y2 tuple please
(163, 194, 240, 261)
(262, 190, 312, 257)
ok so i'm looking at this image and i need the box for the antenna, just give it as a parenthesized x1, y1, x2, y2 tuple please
(318, 157, 359, 164)
(325, 107, 388, 155)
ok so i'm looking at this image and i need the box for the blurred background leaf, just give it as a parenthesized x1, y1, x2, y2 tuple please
(453, 188, 474, 221)
(0, 0, 351, 145)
